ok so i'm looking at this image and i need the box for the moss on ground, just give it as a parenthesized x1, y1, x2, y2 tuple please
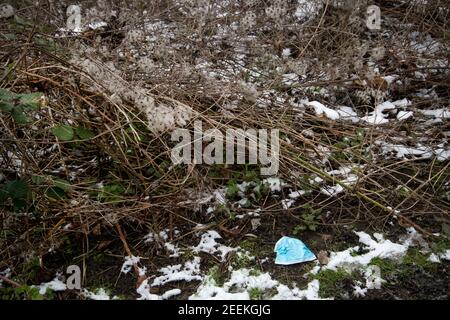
(313, 268, 363, 299)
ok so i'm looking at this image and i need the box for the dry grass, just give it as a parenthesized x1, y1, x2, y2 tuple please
(0, 0, 449, 298)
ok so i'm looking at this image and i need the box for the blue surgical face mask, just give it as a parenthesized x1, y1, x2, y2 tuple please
(274, 236, 316, 265)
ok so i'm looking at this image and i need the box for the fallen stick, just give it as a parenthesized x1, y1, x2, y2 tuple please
(115, 223, 148, 287)
(0, 275, 21, 288)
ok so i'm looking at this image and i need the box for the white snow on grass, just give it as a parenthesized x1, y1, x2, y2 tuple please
(392, 98, 412, 108)
(377, 141, 433, 159)
(236, 208, 261, 219)
(193, 230, 236, 261)
(309, 228, 426, 297)
(271, 280, 322, 300)
(282, 73, 299, 86)
(353, 283, 368, 297)
(320, 165, 362, 197)
(189, 268, 324, 300)
(190, 276, 249, 300)
(165, 242, 182, 258)
(83, 288, 115, 300)
(181, 188, 227, 208)
(282, 48, 292, 58)
(336, 106, 360, 123)
(227, 269, 278, 292)
(137, 279, 160, 300)
(361, 101, 396, 125)
(151, 257, 203, 287)
(324, 231, 410, 271)
(289, 190, 306, 199)
(428, 250, 450, 263)
(418, 108, 450, 119)
(441, 250, 450, 260)
(382, 75, 399, 85)
(87, 21, 108, 30)
(263, 177, 284, 192)
(289, 97, 423, 125)
(137, 283, 183, 300)
(397, 110, 414, 121)
(35, 277, 67, 295)
(144, 229, 170, 243)
(376, 141, 450, 161)
(144, 228, 437, 300)
(161, 288, 182, 300)
(428, 253, 441, 263)
(306, 101, 340, 120)
(121, 255, 141, 274)
(434, 148, 450, 161)
(281, 198, 295, 210)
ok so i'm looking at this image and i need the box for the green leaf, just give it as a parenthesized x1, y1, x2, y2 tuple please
(46, 186, 66, 199)
(93, 183, 125, 202)
(18, 92, 43, 109)
(75, 126, 95, 140)
(0, 89, 16, 112)
(294, 225, 307, 234)
(11, 107, 31, 124)
(52, 178, 71, 192)
(0, 187, 9, 202)
(226, 180, 239, 199)
(442, 224, 450, 238)
(14, 16, 35, 27)
(1, 33, 17, 40)
(0, 101, 14, 112)
(334, 142, 348, 149)
(0, 90, 41, 123)
(52, 125, 74, 141)
(0, 88, 16, 101)
(31, 175, 46, 184)
(5, 180, 29, 199)
(13, 198, 27, 211)
(15, 285, 45, 300)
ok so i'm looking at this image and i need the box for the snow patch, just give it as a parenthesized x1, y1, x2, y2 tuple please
(151, 257, 203, 287)
(361, 101, 396, 125)
(306, 101, 340, 120)
(121, 256, 141, 274)
(190, 268, 325, 300)
(83, 288, 115, 300)
(193, 231, 236, 261)
(35, 277, 67, 295)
